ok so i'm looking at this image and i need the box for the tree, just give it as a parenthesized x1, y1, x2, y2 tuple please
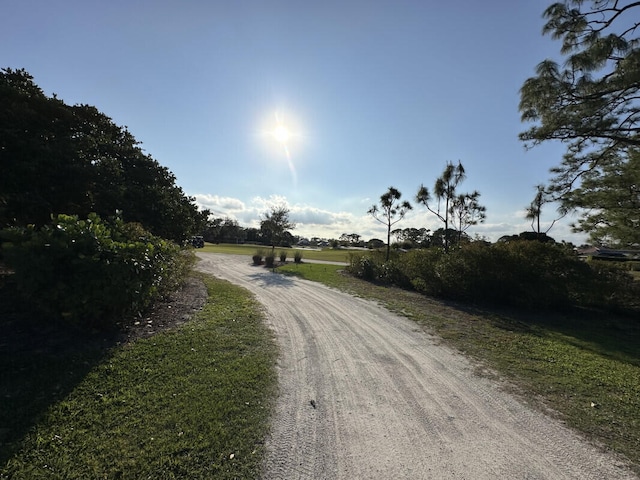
(368, 187, 412, 261)
(0, 69, 93, 226)
(449, 191, 486, 243)
(524, 184, 566, 239)
(565, 148, 640, 246)
(339, 233, 362, 246)
(203, 217, 243, 244)
(0, 68, 205, 242)
(430, 228, 466, 248)
(519, 1, 640, 199)
(244, 227, 261, 243)
(260, 205, 295, 252)
(409, 227, 432, 247)
(416, 161, 467, 252)
(391, 227, 431, 248)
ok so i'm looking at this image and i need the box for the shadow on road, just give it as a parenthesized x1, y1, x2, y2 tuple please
(248, 270, 295, 288)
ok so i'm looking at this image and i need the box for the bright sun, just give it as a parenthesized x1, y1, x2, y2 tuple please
(272, 124, 291, 143)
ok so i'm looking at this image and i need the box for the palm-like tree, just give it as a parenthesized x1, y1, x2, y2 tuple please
(416, 161, 466, 252)
(368, 187, 412, 260)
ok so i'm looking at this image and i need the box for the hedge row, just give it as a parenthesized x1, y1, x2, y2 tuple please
(0, 213, 194, 328)
(347, 242, 639, 312)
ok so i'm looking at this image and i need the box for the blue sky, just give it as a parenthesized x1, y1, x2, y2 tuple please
(3, 0, 588, 243)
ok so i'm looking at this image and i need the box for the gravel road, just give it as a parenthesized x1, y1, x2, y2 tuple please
(196, 253, 636, 480)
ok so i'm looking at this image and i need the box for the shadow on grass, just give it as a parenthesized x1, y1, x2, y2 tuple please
(0, 282, 119, 465)
(339, 272, 640, 369)
(435, 295, 640, 368)
(529, 307, 640, 367)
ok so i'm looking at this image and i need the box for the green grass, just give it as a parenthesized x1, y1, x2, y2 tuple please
(276, 263, 347, 289)
(0, 274, 278, 479)
(273, 262, 640, 473)
(200, 242, 352, 263)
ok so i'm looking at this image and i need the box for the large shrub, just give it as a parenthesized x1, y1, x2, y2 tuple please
(419, 241, 597, 308)
(584, 259, 640, 310)
(0, 213, 193, 328)
(347, 252, 383, 281)
(347, 241, 637, 312)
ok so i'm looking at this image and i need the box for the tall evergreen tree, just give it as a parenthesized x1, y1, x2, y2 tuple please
(519, 1, 640, 195)
(565, 148, 640, 246)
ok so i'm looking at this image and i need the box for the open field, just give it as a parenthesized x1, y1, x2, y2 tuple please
(200, 242, 352, 263)
(275, 261, 640, 473)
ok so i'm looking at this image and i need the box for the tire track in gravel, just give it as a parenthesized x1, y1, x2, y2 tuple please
(196, 253, 637, 480)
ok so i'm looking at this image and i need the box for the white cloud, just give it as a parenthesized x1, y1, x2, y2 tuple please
(193, 194, 245, 215)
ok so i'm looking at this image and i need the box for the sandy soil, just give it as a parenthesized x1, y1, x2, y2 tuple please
(196, 253, 636, 480)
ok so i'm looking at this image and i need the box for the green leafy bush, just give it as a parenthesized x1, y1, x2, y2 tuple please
(294, 251, 303, 264)
(585, 259, 640, 310)
(347, 252, 380, 281)
(347, 241, 638, 312)
(279, 250, 287, 262)
(252, 249, 264, 265)
(0, 213, 193, 328)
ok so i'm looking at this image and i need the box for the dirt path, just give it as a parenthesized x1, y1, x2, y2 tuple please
(196, 253, 636, 480)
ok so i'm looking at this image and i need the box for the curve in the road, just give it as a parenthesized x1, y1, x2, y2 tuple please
(196, 253, 636, 480)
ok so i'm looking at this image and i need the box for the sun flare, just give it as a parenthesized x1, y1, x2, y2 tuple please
(272, 124, 291, 143)
(259, 110, 304, 186)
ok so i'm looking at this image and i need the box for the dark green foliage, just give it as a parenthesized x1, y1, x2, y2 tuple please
(585, 259, 640, 310)
(0, 68, 206, 242)
(294, 251, 303, 263)
(0, 213, 193, 328)
(279, 250, 288, 262)
(348, 242, 639, 312)
(260, 206, 295, 250)
(519, 2, 640, 245)
(347, 251, 383, 281)
(565, 149, 640, 247)
(203, 217, 244, 244)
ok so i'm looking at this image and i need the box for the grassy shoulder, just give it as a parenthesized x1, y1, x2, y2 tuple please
(0, 274, 278, 479)
(275, 262, 640, 473)
(200, 242, 352, 263)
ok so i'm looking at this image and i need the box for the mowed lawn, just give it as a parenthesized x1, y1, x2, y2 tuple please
(0, 274, 278, 479)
